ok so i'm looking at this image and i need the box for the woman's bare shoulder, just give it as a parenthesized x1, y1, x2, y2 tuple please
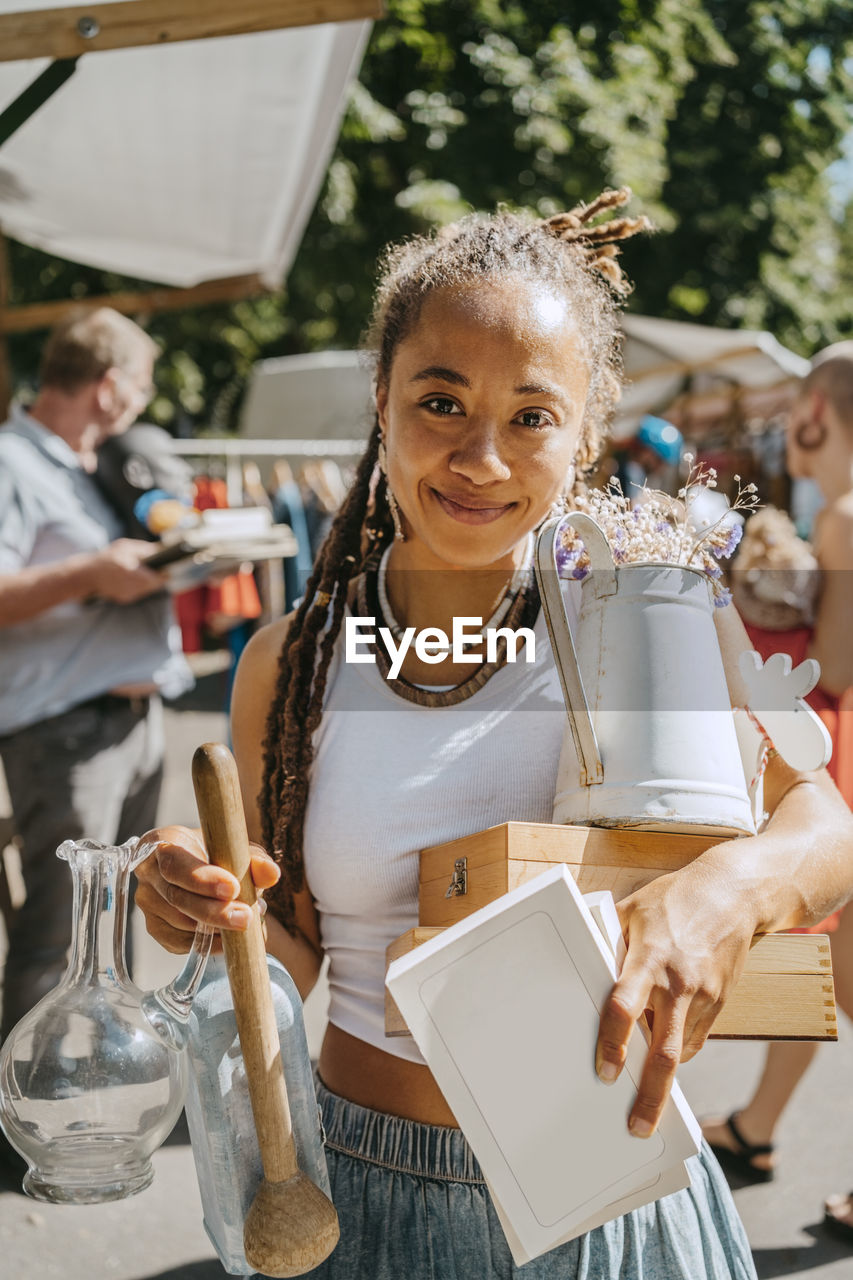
(237, 613, 293, 673)
(230, 615, 298, 824)
(231, 613, 295, 721)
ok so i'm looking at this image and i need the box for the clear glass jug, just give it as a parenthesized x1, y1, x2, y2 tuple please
(0, 837, 211, 1204)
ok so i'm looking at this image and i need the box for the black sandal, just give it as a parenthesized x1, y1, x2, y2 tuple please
(707, 1112, 775, 1184)
(823, 1192, 853, 1244)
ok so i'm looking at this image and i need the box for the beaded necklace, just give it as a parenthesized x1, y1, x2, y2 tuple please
(375, 536, 533, 656)
(357, 538, 539, 707)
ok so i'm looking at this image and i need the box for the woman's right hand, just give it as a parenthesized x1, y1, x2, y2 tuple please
(134, 824, 281, 954)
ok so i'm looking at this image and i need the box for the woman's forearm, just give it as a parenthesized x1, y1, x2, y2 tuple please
(695, 767, 853, 934)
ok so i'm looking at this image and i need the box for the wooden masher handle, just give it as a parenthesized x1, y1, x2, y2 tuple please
(192, 741, 299, 1184)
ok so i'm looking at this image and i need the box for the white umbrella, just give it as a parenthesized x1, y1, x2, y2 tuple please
(617, 314, 810, 438)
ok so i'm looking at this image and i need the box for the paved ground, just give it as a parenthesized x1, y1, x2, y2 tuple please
(1, 669, 851, 1279)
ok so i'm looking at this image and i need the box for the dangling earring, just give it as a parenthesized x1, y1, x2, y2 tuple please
(378, 436, 405, 542)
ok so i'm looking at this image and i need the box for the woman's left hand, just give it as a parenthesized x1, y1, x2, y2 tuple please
(595, 862, 758, 1137)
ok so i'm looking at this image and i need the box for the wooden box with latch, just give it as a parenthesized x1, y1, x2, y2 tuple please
(418, 820, 727, 928)
(383, 821, 837, 1042)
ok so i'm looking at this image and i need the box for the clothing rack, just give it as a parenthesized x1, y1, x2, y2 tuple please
(171, 437, 366, 506)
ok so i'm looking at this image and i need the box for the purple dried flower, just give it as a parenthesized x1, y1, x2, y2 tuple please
(718, 522, 742, 559)
(555, 531, 588, 579)
(707, 521, 743, 560)
(713, 587, 733, 608)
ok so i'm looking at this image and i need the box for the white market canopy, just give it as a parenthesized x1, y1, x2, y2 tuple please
(618, 313, 810, 438)
(238, 317, 810, 444)
(240, 348, 373, 443)
(0, 0, 375, 289)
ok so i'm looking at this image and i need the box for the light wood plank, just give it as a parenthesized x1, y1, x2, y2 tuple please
(510, 859, 701, 902)
(0, 0, 383, 63)
(420, 857, 707, 926)
(384, 928, 443, 1036)
(505, 821, 729, 869)
(419, 821, 731, 888)
(713, 974, 837, 1040)
(386, 926, 443, 961)
(0, 274, 267, 336)
(384, 927, 837, 1041)
(420, 862, 510, 926)
(745, 932, 831, 975)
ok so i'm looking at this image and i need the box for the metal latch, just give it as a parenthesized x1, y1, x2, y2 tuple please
(445, 857, 468, 898)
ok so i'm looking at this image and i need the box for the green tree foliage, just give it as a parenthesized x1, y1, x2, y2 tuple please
(5, 0, 852, 427)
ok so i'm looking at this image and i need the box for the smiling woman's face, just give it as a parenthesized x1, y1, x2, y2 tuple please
(376, 278, 590, 569)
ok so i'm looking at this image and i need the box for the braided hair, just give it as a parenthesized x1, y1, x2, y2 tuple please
(260, 188, 650, 932)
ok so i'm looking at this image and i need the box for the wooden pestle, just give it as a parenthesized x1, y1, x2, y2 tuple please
(192, 742, 340, 1278)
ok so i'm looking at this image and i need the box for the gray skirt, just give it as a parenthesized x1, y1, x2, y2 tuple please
(286, 1080, 757, 1280)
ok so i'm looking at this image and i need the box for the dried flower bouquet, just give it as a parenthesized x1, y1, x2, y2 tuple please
(555, 456, 759, 606)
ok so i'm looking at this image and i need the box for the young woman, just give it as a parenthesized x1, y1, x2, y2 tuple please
(136, 191, 853, 1279)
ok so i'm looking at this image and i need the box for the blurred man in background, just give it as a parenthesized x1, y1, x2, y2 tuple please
(0, 310, 192, 1108)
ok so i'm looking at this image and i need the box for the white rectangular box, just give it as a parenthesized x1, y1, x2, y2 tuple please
(386, 864, 699, 1263)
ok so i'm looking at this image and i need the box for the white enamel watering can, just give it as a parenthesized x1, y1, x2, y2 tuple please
(535, 512, 756, 836)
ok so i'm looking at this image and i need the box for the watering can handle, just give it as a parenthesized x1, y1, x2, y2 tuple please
(534, 514, 610, 787)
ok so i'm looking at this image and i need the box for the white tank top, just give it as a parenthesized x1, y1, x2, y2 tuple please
(303, 585, 580, 1062)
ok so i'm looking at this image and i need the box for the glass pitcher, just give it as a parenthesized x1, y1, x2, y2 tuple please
(0, 837, 211, 1204)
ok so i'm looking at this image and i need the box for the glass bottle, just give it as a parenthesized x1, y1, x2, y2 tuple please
(0, 838, 211, 1204)
(184, 954, 332, 1275)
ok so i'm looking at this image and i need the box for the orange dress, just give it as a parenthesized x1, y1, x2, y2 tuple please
(744, 623, 853, 932)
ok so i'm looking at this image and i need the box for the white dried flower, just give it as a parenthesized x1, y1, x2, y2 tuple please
(556, 462, 760, 606)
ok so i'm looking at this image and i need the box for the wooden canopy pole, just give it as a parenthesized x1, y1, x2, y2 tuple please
(0, 272, 269, 336)
(0, 0, 382, 63)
